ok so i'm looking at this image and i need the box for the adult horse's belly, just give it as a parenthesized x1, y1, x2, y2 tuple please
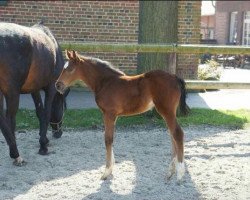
(21, 66, 52, 93)
(21, 38, 56, 93)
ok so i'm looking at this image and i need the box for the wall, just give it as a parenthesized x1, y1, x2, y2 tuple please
(0, 0, 201, 78)
(0, 0, 139, 74)
(215, 11, 229, 45)
(215, 1, 250, 45)
(177, 1, 201, 79)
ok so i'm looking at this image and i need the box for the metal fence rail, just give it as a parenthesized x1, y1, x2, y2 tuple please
(60, 43, 250, 55)
(60, 42, 250, 89)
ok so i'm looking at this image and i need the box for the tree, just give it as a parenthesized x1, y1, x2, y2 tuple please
(137, 1, 178, 73)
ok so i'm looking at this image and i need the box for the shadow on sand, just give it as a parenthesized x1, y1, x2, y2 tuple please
(0, 110, 246, 200)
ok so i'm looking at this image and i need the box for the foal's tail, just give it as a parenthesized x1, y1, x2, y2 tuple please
(177, 77, 190, 116)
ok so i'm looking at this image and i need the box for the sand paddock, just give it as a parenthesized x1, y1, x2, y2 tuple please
(0, 125, 249, 200)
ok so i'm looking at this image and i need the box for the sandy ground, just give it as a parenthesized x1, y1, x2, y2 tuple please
(0, 125, 250, 200)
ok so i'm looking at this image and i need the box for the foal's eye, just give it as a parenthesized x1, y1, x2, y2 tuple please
(64, 61, 75, 73)
(67, 65, 75, 73)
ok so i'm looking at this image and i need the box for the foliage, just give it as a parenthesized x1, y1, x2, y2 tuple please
(198, 59, 222, 80)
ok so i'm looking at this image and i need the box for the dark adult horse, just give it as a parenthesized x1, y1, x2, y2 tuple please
(0, 22, 69, 165)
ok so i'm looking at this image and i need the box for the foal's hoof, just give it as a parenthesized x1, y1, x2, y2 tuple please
(101, 168, 113, 180)
(13, 156, 27, 167)
(38, 147, 48, 155)
(53, 130, 62, 139)
(177, 179, 183, 185)
(166, 171, 175, 181)
(101, 173, 113, 180)
(176, 162, 185, 184)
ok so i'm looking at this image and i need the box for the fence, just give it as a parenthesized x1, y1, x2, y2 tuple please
(61, 43, 250, 89)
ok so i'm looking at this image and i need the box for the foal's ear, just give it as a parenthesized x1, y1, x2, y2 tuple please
(65, 50, 73, 59)
(72, 50, 81, 62)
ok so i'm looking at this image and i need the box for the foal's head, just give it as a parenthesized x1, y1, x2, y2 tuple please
(56, 50, 82, 94)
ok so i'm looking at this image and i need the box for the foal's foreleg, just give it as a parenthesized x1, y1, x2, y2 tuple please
(101, 113, 116, 180)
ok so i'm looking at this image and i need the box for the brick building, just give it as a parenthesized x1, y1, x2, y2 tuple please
(215, 1, 250, 45)
(0, 1, 201, 79)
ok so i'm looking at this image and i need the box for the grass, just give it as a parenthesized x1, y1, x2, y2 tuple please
(15, 108, 250, 130)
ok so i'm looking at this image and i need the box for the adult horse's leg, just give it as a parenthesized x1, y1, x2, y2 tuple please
(5, 92, 24, 165)
(101, 113, 116, 180)
(50, 92, 66, 139)
(154, 103, 185, 183)
(31, 91, 45, 136)
(38, 86, 56, 155)
(0, 90, 4, 115)
(0, 114, 22, 165)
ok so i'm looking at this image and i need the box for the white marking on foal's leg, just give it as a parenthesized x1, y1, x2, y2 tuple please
(101, 150, 115, 180)
(166, 157, 177, 180)
(176, 162, 185, 184)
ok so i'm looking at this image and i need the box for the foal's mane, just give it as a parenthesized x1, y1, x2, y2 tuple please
(81, 56, 125, 76)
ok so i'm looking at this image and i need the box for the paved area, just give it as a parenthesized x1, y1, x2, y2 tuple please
(187, 67, 250, 110)
(15, 68, 250, 110)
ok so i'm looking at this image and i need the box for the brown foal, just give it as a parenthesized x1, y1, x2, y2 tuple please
(56, 50, 189, 183)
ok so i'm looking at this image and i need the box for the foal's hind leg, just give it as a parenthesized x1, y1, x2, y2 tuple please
(169, 121, 185, 183)
(101, 113, 116, 180)
(155, 105, 185, 183)
(166, 117, 185, 182)
(167, 137, 177, 179)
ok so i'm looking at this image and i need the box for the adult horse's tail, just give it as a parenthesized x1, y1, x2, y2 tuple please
(177, 77, 190, 116)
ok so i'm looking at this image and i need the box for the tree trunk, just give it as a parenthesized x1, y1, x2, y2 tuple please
(137, 1, 178, 73)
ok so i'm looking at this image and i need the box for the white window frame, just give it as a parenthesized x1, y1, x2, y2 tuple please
(229, 11, 238, 44)
(242, 11, 250, 46)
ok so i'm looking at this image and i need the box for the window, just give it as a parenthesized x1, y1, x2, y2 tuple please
(242, 11, 250, 45)
(229, 12, 238, 44)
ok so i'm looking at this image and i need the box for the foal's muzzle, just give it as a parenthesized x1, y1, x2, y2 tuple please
(55, 81, 66, 94)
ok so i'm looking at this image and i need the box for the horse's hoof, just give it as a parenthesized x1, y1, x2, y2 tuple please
(13, 156, 27, 166)
(176, 162, 185, 184)
(166, 157, 176, 181)
(38, 147, 48, 155)
(101, 173, 113, 180)
(101, 168, 113, 180)
(53, 131, 62, 139)
(177, 178, 184, 185)
(166, 171, 175, 181)
(101, 175, 108, 180)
